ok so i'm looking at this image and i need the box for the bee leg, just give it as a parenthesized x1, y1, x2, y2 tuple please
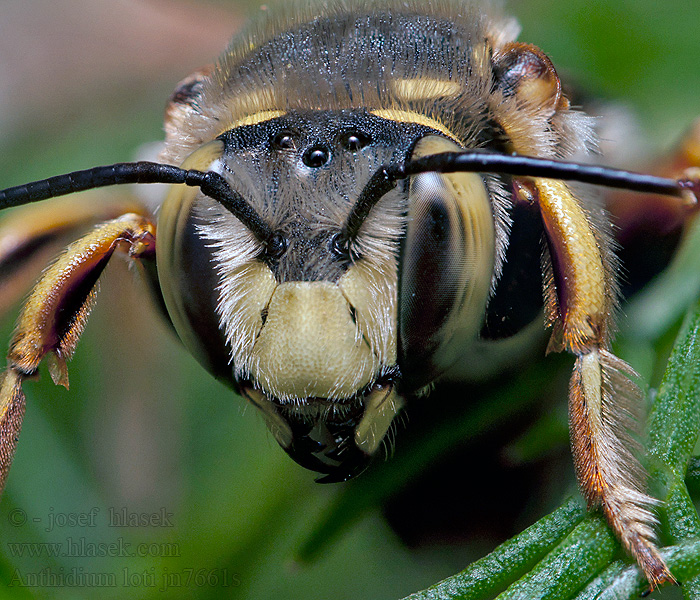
(0, 371, 27, 495)
(521, 177, 675, 587)
(0, 213, 156, 495)
(0, 194, 147, 315)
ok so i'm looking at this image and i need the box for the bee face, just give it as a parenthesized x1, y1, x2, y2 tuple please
(158, 104, 502, 479)
(158, 111, 415, 479)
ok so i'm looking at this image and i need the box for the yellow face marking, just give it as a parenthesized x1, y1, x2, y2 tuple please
(370, 109, 461, 145)
(226, 110, 287, 131)
(178, 138, 226, 170)
(249, 281, 380, 400)
(391, 78, 462, 102)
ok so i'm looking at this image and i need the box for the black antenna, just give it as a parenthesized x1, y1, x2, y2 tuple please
(2, 154, 696, 248)
(399, 152, 697, 197)
(0, 161, 274, 244)
(340, 167, 398, 244)
(339, 150, 699, 242)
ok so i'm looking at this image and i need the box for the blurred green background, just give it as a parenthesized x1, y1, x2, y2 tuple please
(0, 1, 698, 598)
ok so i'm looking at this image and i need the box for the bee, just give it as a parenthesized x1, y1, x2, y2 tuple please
(0, 0, 698, 590)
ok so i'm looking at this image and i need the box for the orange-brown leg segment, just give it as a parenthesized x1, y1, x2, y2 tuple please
(0, 213, 156, 495)
(0, 371, 26, 494)
(0, 194, 146, 315)
(522, 176, 675, 587)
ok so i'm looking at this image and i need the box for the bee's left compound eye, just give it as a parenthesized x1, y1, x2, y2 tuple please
(398, 136, 496, 392)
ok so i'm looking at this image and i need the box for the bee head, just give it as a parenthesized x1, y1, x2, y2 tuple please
(156, 108, 500, 480)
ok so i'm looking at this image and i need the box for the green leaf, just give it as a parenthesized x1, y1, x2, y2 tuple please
(494, 515, 618, 600)
(645, 301, 700, 599)
(574, 540, 700, 600)
(647, 299, 700, 478)
(401, 498, 586, 600)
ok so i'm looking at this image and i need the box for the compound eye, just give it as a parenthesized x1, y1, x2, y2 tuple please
(338, 130, 371, 152)
(398, 136, 496, 392)
(303, 145, 331, 168)
(272, 130, 296, 151)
